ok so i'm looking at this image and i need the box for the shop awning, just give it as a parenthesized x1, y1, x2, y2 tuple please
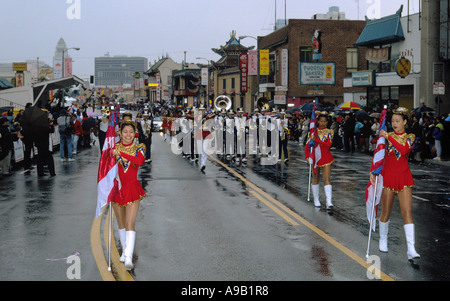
(354, 6, 405, 47)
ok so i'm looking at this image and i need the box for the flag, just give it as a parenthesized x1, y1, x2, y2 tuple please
(365, 110, 387, 231)
(95, 111, 120, 217)
(306, 103, 321, 173)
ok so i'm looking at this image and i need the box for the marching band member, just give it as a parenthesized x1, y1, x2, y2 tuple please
(162, 111, 169, 141)
(370, 107, 420, 260)
(215, 109, 227, 155)
(259, 107, 268, 156)
(226, 110, 235, 159)
(139, 111, 153, 163)
(306, 111, 334, 209)
(98, 106, 109, 151)
(278, 109, 289, 163)
(235, 108, 247, 163)
(187, 104, 215, 172)
(112, 120, 146, 270)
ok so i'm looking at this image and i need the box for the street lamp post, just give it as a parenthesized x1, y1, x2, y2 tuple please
(61, 47, 80, 107)
(62, 47, 80, 78)
(196, 57, 211, 107)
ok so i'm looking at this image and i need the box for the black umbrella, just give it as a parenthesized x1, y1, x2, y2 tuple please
(82, 117, 96, 130)
(355, 110, 370, 120)
(21, 106, 49, 133)
(300, 102, 324, 112)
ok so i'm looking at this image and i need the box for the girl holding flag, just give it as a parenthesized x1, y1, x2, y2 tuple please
(369, 107, 420, 260)
(305, 111, 334, 209)
(112, 120, 146, 270)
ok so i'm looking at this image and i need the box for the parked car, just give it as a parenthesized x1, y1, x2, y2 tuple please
(152, 116, 162, 132)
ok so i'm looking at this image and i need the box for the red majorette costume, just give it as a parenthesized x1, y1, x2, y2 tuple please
(382, 131, 415, 192)
(304, 125, 334, 209)
(305, 127, 334, 167)
(112, 141, 146, 206)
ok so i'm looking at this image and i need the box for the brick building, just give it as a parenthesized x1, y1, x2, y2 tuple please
(257, 18, 367, 108)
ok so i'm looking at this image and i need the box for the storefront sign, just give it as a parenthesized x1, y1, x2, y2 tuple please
(12, 62, 27, 72)
(299, 62, 336, 85)
(352, 70, 375, 87)
(366, 47, 389, 63)
(395, 57, 411, 78)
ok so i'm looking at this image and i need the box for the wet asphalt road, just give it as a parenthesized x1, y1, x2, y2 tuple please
(0, 124, 449, 281)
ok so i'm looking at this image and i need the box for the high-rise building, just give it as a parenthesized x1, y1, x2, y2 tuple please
(94, 54, 148, 87)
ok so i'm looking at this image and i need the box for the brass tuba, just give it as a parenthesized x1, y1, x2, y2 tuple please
(214, 95, 232, 111)
(257, 97, 270, 112)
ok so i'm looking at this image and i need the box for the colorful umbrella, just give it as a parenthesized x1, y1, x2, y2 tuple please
(337, 101, 361, 110)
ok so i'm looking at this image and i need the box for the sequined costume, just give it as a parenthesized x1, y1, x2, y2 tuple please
(382, 131, 415, 192)
(305, 128, 334, 167)
(112, 142, 146, 206)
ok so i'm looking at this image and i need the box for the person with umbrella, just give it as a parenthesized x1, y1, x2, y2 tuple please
(22, 106, 56, 176)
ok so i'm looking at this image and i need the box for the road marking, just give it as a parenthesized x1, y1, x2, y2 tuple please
(210, 155, 394, 281)
(90, 206, 116, 281)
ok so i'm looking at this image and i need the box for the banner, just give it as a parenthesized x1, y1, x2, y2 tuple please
(201, 68, 208, 86)
(248, 50, 258, 76)
(53, 57, 63, 79)
(260, 49, 269, 76)
(239, 53, 248, 94)
(64, 57, 73, 77)
(281, 49, 288, 87)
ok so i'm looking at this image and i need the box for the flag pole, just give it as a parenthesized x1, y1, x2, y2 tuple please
(307, 146, 312, 202)
(366, 175, 378, 258)
(107, 202, 112, 271)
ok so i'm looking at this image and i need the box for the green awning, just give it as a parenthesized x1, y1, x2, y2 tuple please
(354, 6, 405, 47)
(0, 78, 13, 89)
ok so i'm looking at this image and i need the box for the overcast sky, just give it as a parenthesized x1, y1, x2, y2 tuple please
(0, 0, 418, 80)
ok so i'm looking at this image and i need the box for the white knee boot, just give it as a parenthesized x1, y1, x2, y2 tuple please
(124, 231, 136, 270)
(404, 224, 420, 260)
(324, 185, 333, 209)
(118, 228, 126, 262)
(312, 184, 320, 207)
(379, 221, 389, 253)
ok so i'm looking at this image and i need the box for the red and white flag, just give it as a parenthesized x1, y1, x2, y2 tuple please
(305, 103, 321, 174)
(95, 112, 120, 217)
(365, 110, 387, 231)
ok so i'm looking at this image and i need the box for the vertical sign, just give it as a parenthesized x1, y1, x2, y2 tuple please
(239, 53, 248, 94)
(53, 57, 63, 79)
(281, 49, 288, 87)
(260, 49, 269, 76)
(248, 50, 258, 76)
(201, 68, 208, 86)
(64, 57, 73, 77)
(156, 72, 161, 102)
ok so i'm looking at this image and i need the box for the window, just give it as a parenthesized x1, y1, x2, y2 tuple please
(223, 78, 226, 89)
(231, 78, 235, 89)
(347, 48, 358, 73)
(300, 46, 312, 62)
